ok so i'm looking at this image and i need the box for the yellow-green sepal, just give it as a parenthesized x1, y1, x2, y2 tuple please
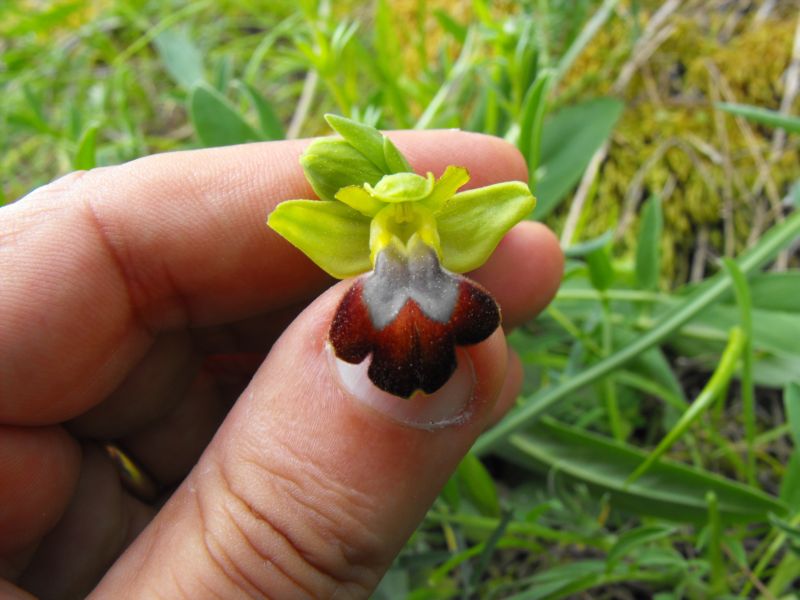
(423, 166, 470, 210)
(436, 181, 536, 273)
(267, 199, 371, 278)
(335, 185, 385, 217)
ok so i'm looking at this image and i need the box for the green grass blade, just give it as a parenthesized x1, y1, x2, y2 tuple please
(73, 123, 99, 170)
(626, 327, 744, 484)
(497, 418, 787, 524)
(706, 491, 727, 596)
(635, 195, 663, 290)
(721, 258, 756, 485)
(555, 0, 619, 85)
(717, 102, 800, 134)
(516, 69, 553, 180)
(474, 208, 800, 456)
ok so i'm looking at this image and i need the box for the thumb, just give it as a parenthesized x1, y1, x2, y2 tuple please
(90, 280, 512, 599)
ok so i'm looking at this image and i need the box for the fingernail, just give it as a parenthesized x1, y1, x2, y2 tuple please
(328, 344, 476, 430)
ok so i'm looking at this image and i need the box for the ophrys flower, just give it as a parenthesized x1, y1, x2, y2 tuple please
(268, 115, 535, 398)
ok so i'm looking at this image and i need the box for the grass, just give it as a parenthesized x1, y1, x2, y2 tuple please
(3, 0, 800, 597)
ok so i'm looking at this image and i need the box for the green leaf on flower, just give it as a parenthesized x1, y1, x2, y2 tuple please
(383, 136, 412, 172)
(436, 182, 536, 273)
(267, 200, 371, 278)
(325, 113, 390, 172)
(300, 139, 385, 202)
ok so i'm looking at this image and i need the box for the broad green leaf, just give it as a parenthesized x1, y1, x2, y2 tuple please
(748, 272, 800, 313)
(189, 82, 261, 147)
(301, 139, 386, 202)
(236, 81, 285, 141)
(717, 102, 800, 134)
(267, 200, 370, 278)
(436, 182, 536, 273)
(154, 26, 204, 90)
(534, 98, 624, 218)
(635, 195, 663, 290)
(325, 113, 389, 172)
(498, 418, 786, 524)
(456, 453, 500, 518)
(73, 123, 99, 170)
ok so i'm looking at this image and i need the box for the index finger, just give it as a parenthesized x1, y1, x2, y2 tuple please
(0, 131, 528, 424)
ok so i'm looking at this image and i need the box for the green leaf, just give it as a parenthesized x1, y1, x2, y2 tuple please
(382, 136, 412, 173)
(267, 200, 371, 278)
(236, 81, 285, 141)
(300, 139, 386, 202)
(517, 69, 553, 177)
(73, 123, 99, 170)
(436, 182, 536, 273)
(563, 230, 614, 258)
(474, 209, 800, 456)
(456, 453, 500, 518)
(635, 195, 663, 290)
(585, 245, 614, 291)
(786, 382, 800, 448)
(324, 113, 389, 172)
(189, 82, 261, 147)
(153, 26, 204, 91)
(716, 102, 800, 134)
(780, 450, 800, 507)
(627, 328, 745, 484)
(534, 97, 623, 218)
(748, 272, 800, 313)
(498, 418, 787, 523)
(606, 524, 676, 568)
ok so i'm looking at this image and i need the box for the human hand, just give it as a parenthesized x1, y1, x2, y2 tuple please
(0, 132, 563, 599)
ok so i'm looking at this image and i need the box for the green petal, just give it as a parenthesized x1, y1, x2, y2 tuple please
(423, 165, 470, 210)
(300, 139, 385, 202)
(267, 200, 371, 279)
(436, 182, 536, 273)
(335, 185, 384, 217)
(367, 172, 435, 203)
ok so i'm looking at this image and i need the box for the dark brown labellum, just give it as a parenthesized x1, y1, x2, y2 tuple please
(329, 241, 500, 398)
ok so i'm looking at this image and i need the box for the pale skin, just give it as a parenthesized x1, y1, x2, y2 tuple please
(0, 131, 564, 599)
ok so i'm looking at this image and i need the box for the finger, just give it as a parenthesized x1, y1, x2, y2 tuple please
(0, 426, 80, 559)
(1, 132, 527, 426)
(18, 444, 154, 599)
(91, 282, 511, 598)
(470, 221, 564, 330)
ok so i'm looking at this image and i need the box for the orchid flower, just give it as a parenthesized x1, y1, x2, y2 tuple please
(268, 115, 535, 398)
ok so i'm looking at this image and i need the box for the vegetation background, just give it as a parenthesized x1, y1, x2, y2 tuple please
(3, 0, 800, 597)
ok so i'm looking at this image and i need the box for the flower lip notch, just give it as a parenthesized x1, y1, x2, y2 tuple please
(267, 115, 536, 398)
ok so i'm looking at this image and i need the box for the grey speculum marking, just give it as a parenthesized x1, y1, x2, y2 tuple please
(362, 239, 460, 330)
